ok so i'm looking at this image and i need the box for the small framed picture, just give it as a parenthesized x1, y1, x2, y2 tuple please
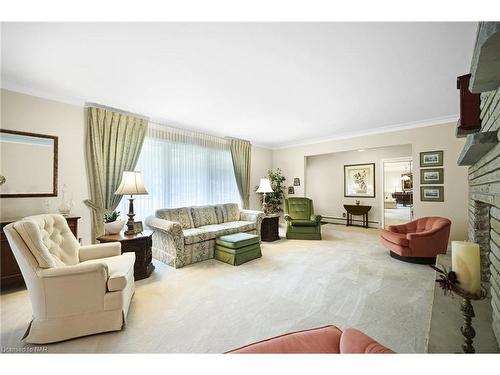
(420, 151, 443, 167)
(420, 168, 444, 184)
(420, 186, 444, 202)
(288, 186, 295, 194)
(133, 221, 144, 234)
(293, 177, 301, 186)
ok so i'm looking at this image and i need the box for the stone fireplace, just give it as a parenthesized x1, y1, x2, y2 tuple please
(467, 87, 500, 346)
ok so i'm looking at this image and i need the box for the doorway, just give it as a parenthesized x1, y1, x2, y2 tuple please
(382, 157, 413, 229)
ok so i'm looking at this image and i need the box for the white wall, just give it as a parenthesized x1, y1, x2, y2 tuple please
(249, 145, 273, 210)
(273, 122, 469, 241)
(306, 145, 412, 227)
(0, 89, 91, 244)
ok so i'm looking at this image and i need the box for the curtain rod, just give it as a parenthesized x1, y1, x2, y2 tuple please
(85, 102, 149, 121)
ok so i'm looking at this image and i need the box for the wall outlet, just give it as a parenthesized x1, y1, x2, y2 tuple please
(342, 213, 346, 218)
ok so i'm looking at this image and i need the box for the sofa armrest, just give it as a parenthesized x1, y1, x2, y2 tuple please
(240, 209, 265, 235)
(145, 215, 185, 254)
(388, 223, 409, 234)
(145, 216, 183, 236)
(311, 214, 322, 224)
(37, 262, 108, 317)
(340, 329, 394, 354)
(79, 242, 121, 262)
(406, 226, 450, 256)
(240, 209, 264, 222)
(406, 227, 442, 239)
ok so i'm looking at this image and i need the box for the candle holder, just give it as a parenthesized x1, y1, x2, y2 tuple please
(450, 284, 488, 354)
(430, 265, 487, 353)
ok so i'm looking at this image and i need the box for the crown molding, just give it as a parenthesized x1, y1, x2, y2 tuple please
(1, 82, 457, 152)
(269, 115, 458, 150)
(1, 80, 86, 107)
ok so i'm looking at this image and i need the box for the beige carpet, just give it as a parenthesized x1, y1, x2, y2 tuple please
(0, 224, 434, 353)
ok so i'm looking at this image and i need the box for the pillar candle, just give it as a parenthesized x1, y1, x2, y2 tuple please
(451, 241, 481, 296)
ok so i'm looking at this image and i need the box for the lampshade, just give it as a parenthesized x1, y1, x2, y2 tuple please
(114, 171, 148, 195)
(256, 178, 273, 193)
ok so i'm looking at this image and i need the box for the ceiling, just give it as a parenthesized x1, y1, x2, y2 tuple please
(1, 22, 477, 149)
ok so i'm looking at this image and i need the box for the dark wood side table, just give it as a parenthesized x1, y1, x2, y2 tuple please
(343, 205, 372, 229)
(1, 216, 80, 289)
(97, 230, 154, 280)
(261, 214, 280, 242)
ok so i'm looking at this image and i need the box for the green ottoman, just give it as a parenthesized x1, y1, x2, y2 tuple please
(215, 233, 262, 266)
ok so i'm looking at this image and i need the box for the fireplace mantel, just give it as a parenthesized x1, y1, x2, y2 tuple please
(469, 22, 500, 93)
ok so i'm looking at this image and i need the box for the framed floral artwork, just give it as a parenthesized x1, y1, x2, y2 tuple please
(344, 163, 375, 198)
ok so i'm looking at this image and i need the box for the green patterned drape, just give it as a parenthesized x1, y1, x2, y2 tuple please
(229, 139, 252, 209)
(84, 107, 148, 241)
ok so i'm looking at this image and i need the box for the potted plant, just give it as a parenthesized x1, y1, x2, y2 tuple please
(256, 168, 286, 214)
(104, 210, 125, 234)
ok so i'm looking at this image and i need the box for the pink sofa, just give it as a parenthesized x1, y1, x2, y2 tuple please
(380, 217, 451, 264)
(226, 325, 394, 354)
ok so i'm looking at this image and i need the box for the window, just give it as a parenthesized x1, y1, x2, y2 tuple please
(119, 123, 241, 220)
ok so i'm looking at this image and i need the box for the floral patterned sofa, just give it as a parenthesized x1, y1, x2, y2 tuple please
(145, 203, 264, 268)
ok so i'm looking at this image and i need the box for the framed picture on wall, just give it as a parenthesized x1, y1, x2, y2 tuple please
(288, 186, 295, 194)
(293, 177, 301, 186)
(420, 150, 443, 167)
(420, 186, 444, 202)
(401, 172, 413, 191)
(344, 163, 375, 198)
(420, 168, 444, 184)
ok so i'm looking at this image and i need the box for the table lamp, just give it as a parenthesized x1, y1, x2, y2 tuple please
(256, 178, 273, 214)
(115, 171, 148, 235)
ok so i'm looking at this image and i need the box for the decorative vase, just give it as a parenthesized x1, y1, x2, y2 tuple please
(58, 184, 74, 217)
(104, 219, 126, 235)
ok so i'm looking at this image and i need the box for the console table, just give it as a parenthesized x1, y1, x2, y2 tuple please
(97, 230, 154, 280)
(343, 205, 371, 228)
(1, 216, 81, 289)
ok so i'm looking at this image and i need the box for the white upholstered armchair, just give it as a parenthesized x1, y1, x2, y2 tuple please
(3, 214, 136, 344)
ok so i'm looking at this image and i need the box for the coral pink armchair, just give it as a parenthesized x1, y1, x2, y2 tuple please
(226, 325, 393, 354)
(380, 216, 451, 264)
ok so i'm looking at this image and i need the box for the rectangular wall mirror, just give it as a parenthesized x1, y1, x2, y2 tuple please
(0, 129, 58, 197)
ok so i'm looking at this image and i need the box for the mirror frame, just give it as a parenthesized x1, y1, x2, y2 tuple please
(0, 129, 58, 198)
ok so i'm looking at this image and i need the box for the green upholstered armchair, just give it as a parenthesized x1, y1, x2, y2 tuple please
(284, 197, 322, 240)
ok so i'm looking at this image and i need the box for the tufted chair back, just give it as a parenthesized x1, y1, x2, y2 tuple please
(13, 214, 80, 268)
(285, 197, 313, 220)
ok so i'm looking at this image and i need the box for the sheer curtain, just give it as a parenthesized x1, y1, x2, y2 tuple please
(120, 122, 242, 221)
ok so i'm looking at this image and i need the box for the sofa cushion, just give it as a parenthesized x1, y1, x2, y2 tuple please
(209, 221, 256, 236)
(290, 219, 317, 227)
(183, 227, 218, 245)
(216, 232, 260, 248)
(214, 203, 241, 223)
(226, 325, 343, 354)
(156, 207, 194, 229)
(191, 206, 218, 227)
(380, 230, 409, 247)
